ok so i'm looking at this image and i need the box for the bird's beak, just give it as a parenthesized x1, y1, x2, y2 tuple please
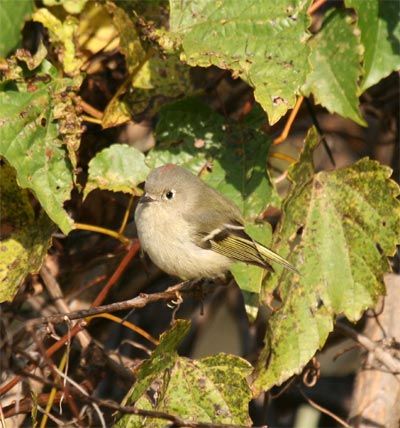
(140, 193, 156, 203)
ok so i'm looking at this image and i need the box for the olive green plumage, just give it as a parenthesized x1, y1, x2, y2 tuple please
(135, 164, 298, 279)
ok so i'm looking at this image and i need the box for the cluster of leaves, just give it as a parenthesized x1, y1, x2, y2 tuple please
(0, 0, 399, 426)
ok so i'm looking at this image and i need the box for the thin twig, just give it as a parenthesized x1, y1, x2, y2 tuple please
(26, 281, 190, 327)
(308, 0, 328, 15)
(52, 366, 106, 428)
(86, 313, 159, 345)
(0, 244, 140, 398)
(273, 95, 304, 145)
(91, 240, 140, 308)
(336, 321, 400, 378)
(304, 97, 336, 167)
(119, 194, 135, 234)
(298, 386, 352, 428)
(28, 327, 82, 425)
(79, 99, 103, 119)
(40, 264, 91, 349)
(74, 222, 131, 245)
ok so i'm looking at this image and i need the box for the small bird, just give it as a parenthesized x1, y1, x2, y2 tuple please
(135, 164, 298, 279)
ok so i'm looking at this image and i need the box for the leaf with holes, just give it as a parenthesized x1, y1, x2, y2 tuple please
(252, 127, 400, 393)
(32, 8, 83, 76)
(0, 164, 55, 303)
(0, 61, 78, 234)
(150, 97, 276, 219)
(116, 320, 252, 427)
(166, 0, 311, 125)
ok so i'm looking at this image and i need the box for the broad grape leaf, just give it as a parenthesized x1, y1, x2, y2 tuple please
(102, 3, 193, 128)
(0, 62, 80, 234)
(166, 0, 311, 125)
(84, 144, 150, 198)
(43, 0, 88, 15)
(0, 164, 55, 303)
(32, 8, 83, 76)
(303, 9, 366, 126)
(150, 97, 276, 219)
(252, 127, 400, 393)
(0, 0, 34, 57)
(346, 0, 400, 93)
(116, 320, 252, 427)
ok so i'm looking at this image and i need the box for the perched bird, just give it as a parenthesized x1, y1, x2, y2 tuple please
(135, 164, 298, 279)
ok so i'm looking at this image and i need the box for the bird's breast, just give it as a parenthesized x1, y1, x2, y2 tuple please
(135, 202, 232, 278)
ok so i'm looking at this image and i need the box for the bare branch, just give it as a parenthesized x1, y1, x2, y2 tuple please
(336, 322, 400, 379)
(25, 281, 190, 327)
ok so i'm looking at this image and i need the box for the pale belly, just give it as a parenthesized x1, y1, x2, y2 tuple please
(135, 203, 232, 279)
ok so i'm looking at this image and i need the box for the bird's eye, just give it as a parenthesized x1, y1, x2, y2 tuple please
(165, 190, 175, 200)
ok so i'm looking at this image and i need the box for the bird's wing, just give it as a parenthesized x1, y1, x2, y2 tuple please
(186, 188, 298, 274)
(197, 222, 299, 274)
(206, 226, 275, 271)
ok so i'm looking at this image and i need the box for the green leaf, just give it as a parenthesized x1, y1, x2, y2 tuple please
(345, 0, 400, 92)
(303, 9, 366, 126)
(43, 0, 88, 15)
(252, 127, 400, 393)
(105, 2, 146, 75)
(32, 8, 83, 75)
(0, 0, 34, 57)
(202, 147, 274, 219)
(101, 3, 193, 128)
(149, 97, 275, 219)
(253, 287, 333, 394)
(0, 62, 77, 234)
(0, 164, 55, 303)
(166, 0, 311, 125)
(116, 320, 252, 427)
(103, 52, 193, 128)
(285, 132, 399, 319)
(15, 41, 48, 71)
(231, 222, 273, 294)
(231, 222, 275, 322)
(241, 291, 260, 323)
(148, 97, 225, 170)
(84, 144, 150, 198)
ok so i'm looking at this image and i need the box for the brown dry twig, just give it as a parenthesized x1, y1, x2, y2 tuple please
(25, 281, 191, 328)
(336, 321, 400, 378)
(298, 386, 352, 428)
(308, 0, 328, 15)
(40, 264, 92, 349)
(0, 242, 141, 399)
